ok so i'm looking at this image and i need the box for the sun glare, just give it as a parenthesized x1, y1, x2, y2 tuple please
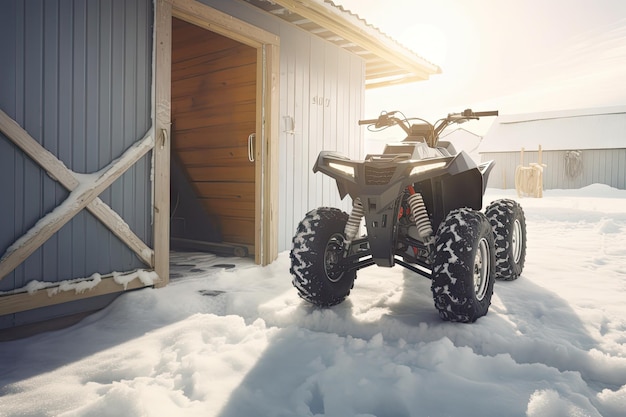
(400, 23, 448, 66)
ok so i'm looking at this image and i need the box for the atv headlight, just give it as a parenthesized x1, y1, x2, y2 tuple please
(329, 162, 355, 177)
(410, 161, 447, 176)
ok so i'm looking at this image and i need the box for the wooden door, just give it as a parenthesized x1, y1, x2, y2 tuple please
(171, 18, 257, 249)
(154, 0, 279, 274)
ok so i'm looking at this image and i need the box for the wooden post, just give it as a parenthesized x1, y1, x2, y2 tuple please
(264, 42, 280, 265)
(153, 0, 173, 287)
(537, 144, 544, 198)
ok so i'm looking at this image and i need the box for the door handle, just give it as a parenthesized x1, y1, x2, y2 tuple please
(160, 128, 168, 149)
(248, 133, 255, 162)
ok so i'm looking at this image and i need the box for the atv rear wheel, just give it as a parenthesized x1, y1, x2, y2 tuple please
(431, 208, 496, 323)
(290, 208, 356, 307)
(485, 199, 527, 281)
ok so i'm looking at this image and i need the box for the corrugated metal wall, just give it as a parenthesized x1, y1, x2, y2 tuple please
(0, 0, 153, 298)
(482, 149, 626, 190)
(201, 0, 365, 251)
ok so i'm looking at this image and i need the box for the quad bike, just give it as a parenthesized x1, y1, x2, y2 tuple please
(290, 109, 527, 323)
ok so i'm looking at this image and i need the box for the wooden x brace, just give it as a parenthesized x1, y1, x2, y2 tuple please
(0, 109, 155, 280)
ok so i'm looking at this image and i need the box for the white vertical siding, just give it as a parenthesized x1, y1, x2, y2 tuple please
(277, 27, 365, 251)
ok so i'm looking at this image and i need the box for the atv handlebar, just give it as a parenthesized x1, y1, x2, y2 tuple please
(358, 112, 398, 129)
(472, 110, 499, 117)
(358, 109, 498, 128)
(358, 109, 498, 146)
(448, 109, 499, 120)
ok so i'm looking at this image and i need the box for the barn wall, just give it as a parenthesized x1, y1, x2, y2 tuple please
(277, 18, 364, 250)
(482, 149, 626, 190)
(200, 0, 365, 251)
(0, 0, 153, 326)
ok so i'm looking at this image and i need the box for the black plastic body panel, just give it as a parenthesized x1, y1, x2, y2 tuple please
(313, 149, 493, 268)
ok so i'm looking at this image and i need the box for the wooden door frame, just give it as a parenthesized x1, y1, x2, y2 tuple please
(154, 0, 280, 285)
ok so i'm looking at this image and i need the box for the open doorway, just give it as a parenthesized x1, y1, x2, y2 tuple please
(153, 0, 279, 283)
(169, 17, 256, 259)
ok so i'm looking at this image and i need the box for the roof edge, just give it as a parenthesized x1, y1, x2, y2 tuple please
(498, 105, 626, 124)
(324, 0, 441, 73)
(257, 0, 441, 86)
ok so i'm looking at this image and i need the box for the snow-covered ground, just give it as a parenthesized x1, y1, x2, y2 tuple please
(1, 185, 626, 417)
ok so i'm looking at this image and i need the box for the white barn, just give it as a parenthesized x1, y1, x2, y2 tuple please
(479, 106, 626, 190)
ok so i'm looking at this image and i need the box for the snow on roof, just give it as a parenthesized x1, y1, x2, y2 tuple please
(478, 106, 626, 153)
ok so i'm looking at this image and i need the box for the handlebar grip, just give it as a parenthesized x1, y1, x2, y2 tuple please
(358, 118, 380, 125)
(473, 111, 499, 117)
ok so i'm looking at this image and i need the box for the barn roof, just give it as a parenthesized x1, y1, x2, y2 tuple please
(243, 0, 441, 89)
(478, 106, 626, 153)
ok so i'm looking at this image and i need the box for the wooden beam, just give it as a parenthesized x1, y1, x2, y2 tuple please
(254, 47, 263, 264)
(0, 110, 78, 187)
(153, 0, 173, 288)
(171, 0, 279, 47)
(0, 109, 154, 267)
(264, 43, 280, 265)
(365, 74, 437, 89)
(255, 44, 280, 265)
(0, 272, 153, 316)
(0, 134, 154, 280)
(367, 68, 408, 79)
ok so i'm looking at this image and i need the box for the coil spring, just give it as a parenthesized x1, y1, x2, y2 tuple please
(344, 197, 364, 242)
(407, 192, 433, 239)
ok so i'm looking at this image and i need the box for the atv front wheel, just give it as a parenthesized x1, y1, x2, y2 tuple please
(431, 208, 496, 323)
(290, 207, 356, 307)
(485, 199, 527, 280)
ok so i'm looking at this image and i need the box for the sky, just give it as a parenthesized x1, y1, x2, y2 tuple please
(1, 185, 626, 416)
(336, 0, 626, 134)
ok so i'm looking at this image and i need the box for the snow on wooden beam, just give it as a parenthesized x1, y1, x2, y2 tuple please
(0, 131, 154, 281)
(0, 109, 155, 270)
(0, 270, 158, 316)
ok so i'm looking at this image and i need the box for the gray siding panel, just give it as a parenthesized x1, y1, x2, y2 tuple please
(0, 0, 153, 303)
(618, 150, 626, 189)
(482, 149, 626, 190)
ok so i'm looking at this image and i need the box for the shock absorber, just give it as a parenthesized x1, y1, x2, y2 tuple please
(344, 197, 364, 242)
(407, 186, 433, 239)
